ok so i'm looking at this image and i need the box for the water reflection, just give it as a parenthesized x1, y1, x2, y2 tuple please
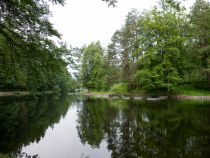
(0, 96, 210, 158)
(0, 95, 77, 157)
(77, 98, 210, 158)
(77, 99, 119, 148)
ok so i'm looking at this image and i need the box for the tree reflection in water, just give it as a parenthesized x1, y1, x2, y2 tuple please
(0, 96, 210, 158)
(0, 95, 77, 157)
(77, 98, 210, 158)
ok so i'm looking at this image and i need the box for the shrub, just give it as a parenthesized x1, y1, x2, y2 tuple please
(111, 83, 128, 94)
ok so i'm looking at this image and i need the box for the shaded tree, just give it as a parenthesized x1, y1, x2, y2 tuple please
(190, 0, 210, 87)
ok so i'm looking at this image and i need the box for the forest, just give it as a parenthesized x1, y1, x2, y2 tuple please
(1, 1, 210, 158)
(0, 0, 78, 93)
(78, 0, 210, 95)
(0, 0, 210, 95)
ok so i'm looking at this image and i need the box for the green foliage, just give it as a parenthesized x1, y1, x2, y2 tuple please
(172, 83, 210, 96)
(81, 42, 105, 90)
(102, 43, 121, 89)
(190, 0, 210, 85)
(134, 4, 187, 92)
(0, 0, 75, 93)
(110, 83, 128, 94)
(78, 0, 210, 94)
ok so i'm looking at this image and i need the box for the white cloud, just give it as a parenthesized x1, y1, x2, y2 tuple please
(50, 0, 195, 48)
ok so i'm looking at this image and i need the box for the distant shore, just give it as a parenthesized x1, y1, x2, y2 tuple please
(1, 91, 210, 100)
(84, 93, 210, 101)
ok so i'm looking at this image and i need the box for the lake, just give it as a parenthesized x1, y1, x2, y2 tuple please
(0, 95, 210, 158)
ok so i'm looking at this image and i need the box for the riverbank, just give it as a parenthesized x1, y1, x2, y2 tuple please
(0, 91, 54, 97)
(84, 92, 210, 101)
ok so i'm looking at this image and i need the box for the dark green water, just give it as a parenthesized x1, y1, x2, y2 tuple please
(0, 95, 210, 158)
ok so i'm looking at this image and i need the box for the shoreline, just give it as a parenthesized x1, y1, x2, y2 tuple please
(1, 91, 210, 100)
(84, 93, 210, 101)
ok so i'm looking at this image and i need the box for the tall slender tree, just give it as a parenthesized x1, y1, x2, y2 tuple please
(190, 0, 210, 87)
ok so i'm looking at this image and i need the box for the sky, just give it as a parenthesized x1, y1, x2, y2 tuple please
(49, 0, 195, 48)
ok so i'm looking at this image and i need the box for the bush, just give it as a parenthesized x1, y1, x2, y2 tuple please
(110, 83, 128, 94)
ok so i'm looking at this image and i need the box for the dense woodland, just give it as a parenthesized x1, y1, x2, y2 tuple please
(79, 0, 210, 94)
(1, 0, 210, 95)
(0, 0, 118, 93)
(0, 0, 76, 93)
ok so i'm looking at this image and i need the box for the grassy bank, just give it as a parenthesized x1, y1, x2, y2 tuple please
(84, 84, 210, 97)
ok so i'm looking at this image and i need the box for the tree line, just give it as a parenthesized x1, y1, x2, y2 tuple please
(79, 0, 210, 94)
(0, 0, 74, 93)
(0, 0, 113, 93)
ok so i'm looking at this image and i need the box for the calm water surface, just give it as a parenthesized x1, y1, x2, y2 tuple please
(0, 95, 210, 158)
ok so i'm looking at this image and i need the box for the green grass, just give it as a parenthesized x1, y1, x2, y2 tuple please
(86, 88, 210, 96)
(83, 82, 210, 97)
